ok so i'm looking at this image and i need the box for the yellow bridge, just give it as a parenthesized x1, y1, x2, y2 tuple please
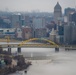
(1, 38, 59, 48)
(18, 38, 59, 48)
(0, 38, 59, 54)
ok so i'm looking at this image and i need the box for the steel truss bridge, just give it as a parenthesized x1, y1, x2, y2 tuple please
(19, 38, 59, 48)
(1, 38, 59, 48)
(0, 38, 59, 57)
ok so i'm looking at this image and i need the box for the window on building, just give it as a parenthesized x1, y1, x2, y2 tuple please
(7, 30, 9, 32)
(0, 30, 3, 32)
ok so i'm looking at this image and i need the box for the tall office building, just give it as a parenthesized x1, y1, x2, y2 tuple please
(64, 24, 72, 44)
(33, 17, 46, 29)
(64, 23, 76, 44)
(57, 25, 64, 44)
(70, 12, 76, 25)
(11, 13, 21, 28)
(54, 2, 62, 24)
(24, 16, 30, 26)
(64, 8, 75, 23)
(32, 17, 46, 38)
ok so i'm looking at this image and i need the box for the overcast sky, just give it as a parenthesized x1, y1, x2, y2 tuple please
(0, 0, 75, 12)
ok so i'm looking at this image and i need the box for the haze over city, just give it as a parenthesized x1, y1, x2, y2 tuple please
(0, 0, 75, 12)
(0, 0, 76, 75)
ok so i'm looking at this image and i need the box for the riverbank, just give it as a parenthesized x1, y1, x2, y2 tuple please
(0, 46, 32, 75)
(0, 56, 32, 75)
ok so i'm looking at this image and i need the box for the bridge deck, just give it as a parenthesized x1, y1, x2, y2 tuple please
(0, 44, 58, 48)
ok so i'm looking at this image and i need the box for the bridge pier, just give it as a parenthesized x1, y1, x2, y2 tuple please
(8, 45, 11, 53)
(0, 45, 3, 53)
(55, 47, 59, 52)
(17, 47, 21, 53)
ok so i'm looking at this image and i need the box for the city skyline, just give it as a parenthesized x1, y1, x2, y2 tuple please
(0, 0, 75, 13)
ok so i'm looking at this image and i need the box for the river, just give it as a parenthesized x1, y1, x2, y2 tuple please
(7, 47, 76, 75)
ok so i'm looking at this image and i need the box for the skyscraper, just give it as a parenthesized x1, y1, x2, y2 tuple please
(11, 13, 21, 28)
(64, 23, 76, 44)
(64, 8, 75, 23)
(54, 2, 62, 24)
(71, 12, 76, 25)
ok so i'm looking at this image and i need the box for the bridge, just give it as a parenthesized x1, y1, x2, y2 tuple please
(18, 38, 59, 47)
(0, 38, 59, 53)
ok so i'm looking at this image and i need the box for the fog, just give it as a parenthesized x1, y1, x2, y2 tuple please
(9, 48, 76, 75)
(0, 0, 75, 12)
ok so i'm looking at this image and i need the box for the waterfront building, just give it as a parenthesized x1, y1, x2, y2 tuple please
(72, 26, 76, 44)
(54, 2, 62, 24)
(22, 26, 32, 40)
(15, 28, 22, 39)
(49, 28, 57, 42)
(57, 25, 64, 44)
(0, 28, 15, 38)
(64, 24, 72, 44)
(64, 23, 76, 44)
